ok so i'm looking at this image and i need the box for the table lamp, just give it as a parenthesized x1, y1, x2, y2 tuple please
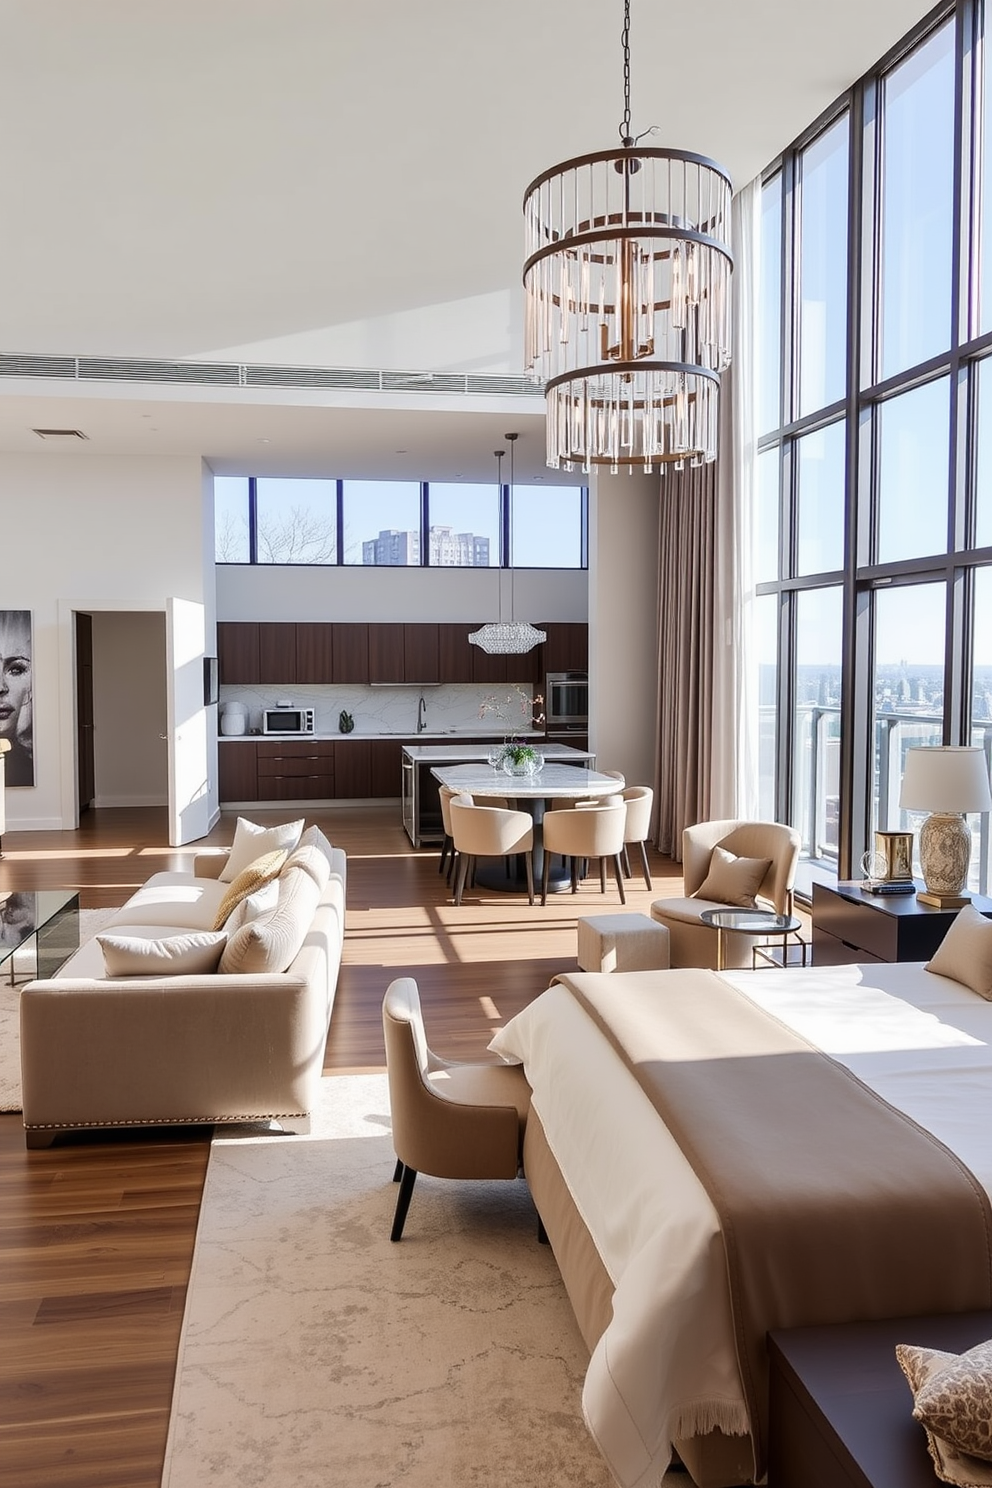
(898, 746, 992, 907)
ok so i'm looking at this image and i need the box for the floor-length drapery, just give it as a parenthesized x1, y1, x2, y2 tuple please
(653, 181, 760, 858)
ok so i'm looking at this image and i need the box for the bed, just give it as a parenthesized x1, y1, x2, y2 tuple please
(489, 959, 992, 1488)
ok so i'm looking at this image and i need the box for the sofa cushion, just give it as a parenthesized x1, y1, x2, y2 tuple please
(693, 846, 771, 909)
(220, 817, 304, 883)
(218, 864, 322, 975)
(283, 839, 332, 894)
(109, 873, 231, 931)
(212, 848, 290, 929)
(223, 877, 280, 934)
(295, 823, 335, 867)
(97, 930, 228, 978)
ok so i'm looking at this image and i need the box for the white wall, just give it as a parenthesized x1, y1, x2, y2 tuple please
(91, 612, 168, 807)
(588, 472, 660, 789)
(0, 452, 213, 830)
(216, 562, 587, 623)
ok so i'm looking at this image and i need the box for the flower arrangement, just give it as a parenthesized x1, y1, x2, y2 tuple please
(478, 684, 545, 731)
(502, 739, 540, 767)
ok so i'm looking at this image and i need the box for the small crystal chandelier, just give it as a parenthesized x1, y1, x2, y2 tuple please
(522, 0, 734, 473)
(468, 436, 547, 655)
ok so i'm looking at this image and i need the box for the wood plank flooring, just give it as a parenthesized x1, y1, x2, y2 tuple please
(0, 803, 682, 1488)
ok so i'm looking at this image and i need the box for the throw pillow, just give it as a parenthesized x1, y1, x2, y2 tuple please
(219, 816, 304, 883)
(925, 904, 992, 999)
(97, 930, 227, 978)
(223, 876, 280, 934)
(897, 1340, 992, 1483)
(295, 823, 335, 867)
(693, 845, 771, 908)
(212, 848, 289, 929)
(218, 864, 321, 975)
(283, 839, 332, 894)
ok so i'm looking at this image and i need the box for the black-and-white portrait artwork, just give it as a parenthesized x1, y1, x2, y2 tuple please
(0, 610, 34, 786)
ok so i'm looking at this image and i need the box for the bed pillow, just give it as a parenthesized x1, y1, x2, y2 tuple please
(693, 845, 771, 908)
(97, 930, 227, 978)
(925, 904, 992, 999)
(897, 1340, 992, 1480)
(212, 848, 289, 929)
(219, 816, 304, 883)
(222, 876, 281, 934)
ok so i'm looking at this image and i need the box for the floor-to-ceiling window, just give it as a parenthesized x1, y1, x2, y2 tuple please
(755, 0, 992, 894)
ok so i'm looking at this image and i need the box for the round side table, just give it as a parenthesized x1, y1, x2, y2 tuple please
(699, 907, 804, 972)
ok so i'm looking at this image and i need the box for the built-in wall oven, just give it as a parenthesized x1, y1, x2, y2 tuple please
(545, 671, 589, 731)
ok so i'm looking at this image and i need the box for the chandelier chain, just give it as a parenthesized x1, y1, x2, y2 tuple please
(619, 0, 632, 144)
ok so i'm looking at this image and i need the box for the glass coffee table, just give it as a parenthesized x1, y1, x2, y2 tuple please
(0, 889, 80, 984)
(699, 907, 805, 972)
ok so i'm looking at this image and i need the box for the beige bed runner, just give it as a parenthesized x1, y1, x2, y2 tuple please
(555, 969, 992, 1480)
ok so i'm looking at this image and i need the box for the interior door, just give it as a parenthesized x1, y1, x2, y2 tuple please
(75, 610, 95, 811)
(166, 597, 210, 846)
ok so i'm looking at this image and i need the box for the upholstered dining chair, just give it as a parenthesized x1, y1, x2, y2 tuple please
(437, 784, 458, 884)
(540, 795, 627, 906)
(382, 976, 531, 1241)
(620, 785, 654, 890)
(650, 818, 802, 970)
(448, 794, 535, 905)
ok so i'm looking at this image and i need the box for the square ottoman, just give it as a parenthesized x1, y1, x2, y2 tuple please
(577, 912, 671, 974)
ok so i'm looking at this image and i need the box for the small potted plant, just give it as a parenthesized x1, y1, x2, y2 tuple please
(501, 739, 543, 777)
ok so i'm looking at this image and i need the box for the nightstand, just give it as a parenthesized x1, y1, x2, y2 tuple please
(811, 880, 992, 965)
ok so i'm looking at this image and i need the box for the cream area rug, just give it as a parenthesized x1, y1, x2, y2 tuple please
(0, 906, 119, 1112)
(163, 1073, 683, 1488)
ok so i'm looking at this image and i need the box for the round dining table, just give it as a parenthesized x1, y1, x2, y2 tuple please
(430, 761, 625, 892)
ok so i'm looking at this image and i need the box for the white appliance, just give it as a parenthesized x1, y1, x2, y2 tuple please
(262, 705, 315, 736)
(220, 701, 248, 737)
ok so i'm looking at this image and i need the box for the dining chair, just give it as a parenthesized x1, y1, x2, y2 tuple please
(620, 785, 654, 890)
(382, 976, 531, 1241)
(437, 784, 458, 884)
(448, 794, 535, 906)
(540, 796, 626, 906)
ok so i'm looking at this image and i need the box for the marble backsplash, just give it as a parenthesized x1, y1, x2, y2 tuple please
(218, 681, 543, 738)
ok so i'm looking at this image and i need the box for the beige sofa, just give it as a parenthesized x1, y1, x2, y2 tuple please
(19, 827, 346, 1147)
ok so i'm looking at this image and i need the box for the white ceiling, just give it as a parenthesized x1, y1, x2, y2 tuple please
(0, 0, 936, 482)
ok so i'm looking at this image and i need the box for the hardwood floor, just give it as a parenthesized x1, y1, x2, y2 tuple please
(0, 802, 681, 1488)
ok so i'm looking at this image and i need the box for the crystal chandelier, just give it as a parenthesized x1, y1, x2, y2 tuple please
(522, 0, 734, 473)
(468, 436, 547, 655)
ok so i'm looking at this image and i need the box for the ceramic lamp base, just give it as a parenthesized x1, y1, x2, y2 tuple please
(918, 811, 973, 906)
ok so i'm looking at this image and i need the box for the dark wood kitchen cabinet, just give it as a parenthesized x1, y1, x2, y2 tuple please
(296, 623, 334, 683)
(258, 623, 297, 683)
(368, 623, 405, 683)
(438, 623, 476, 682)
(218, 740, 259, 801)
(331, 623, 369, 682)
(370, 739, 403, 797)
(541, 623, 588, 675)
(331, 740, 372, 798)
(256, 739, 335, 800)
(217, 622, 260, 684)
(403, 623, 439, 682)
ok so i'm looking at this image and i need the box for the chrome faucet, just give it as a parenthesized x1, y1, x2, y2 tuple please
(417, 693, 427, 733)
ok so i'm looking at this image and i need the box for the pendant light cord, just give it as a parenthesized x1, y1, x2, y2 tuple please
(619, 0, 632, 145)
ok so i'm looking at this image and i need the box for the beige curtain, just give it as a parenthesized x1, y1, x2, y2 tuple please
(654, 460, 716, 858)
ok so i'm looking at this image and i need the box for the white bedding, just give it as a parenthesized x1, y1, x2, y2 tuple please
(489, 960, 992, 1488)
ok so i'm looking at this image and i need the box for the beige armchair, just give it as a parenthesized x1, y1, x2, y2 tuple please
(650, 818, 802, 969)
(382, 976, 531, 1241)
(449, 795, 535, 905)
(541, 796, 627, 906)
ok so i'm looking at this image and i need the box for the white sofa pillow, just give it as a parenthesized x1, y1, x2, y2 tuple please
(223, 877, 281, 934)
(97, 930, 227, 977)
(220, 817, 304, 883)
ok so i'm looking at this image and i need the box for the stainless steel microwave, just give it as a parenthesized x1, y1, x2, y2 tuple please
(262, 706, 315, 736)
(545, 672, 588, 730)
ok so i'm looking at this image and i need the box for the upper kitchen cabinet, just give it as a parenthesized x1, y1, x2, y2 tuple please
(438, 623, 475, 683)
(330, 623, 369, 682)
(368, 623, 405, 683)
(217, 621, 260, 684)
(403, 624, 439, 683)
(541, 623, 588, 675)
(296, 623, 335, 683)
(258, 623, 297, 683)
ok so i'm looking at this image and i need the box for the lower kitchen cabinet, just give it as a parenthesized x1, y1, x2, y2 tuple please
(256, 740, 335, 801)
(370, 739, 403, 797)
(331, 740, 371, 798)
(218, 740, 259, 802)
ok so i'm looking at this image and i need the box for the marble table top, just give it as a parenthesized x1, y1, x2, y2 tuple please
(430, 762, 623, 799)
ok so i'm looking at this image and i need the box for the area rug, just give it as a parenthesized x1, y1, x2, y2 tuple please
(0, 906, 119, 1112)
(162, 1073, 679, 1488)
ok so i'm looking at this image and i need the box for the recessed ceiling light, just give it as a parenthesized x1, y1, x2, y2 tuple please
(395, 448, 407, 454)
(32, 427, 89, 441)
(257, 437, 270, 444)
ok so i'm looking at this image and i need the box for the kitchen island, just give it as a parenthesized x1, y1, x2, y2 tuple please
(402, 742, 595, 848)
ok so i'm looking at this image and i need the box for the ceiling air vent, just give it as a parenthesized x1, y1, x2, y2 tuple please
(32, 428, 89, 441)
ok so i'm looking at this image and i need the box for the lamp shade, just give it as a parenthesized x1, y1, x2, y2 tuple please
(899, 747, 992, 814)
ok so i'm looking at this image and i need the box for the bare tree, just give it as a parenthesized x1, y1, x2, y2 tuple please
(256, 505, 336, 564)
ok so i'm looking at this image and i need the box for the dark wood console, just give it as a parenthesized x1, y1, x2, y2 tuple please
(812, 880, 992, 965)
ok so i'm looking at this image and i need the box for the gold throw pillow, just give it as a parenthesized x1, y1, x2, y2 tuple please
(212, 847, 289, 930)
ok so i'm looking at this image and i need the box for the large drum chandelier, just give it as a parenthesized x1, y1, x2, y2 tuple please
(523, 0, 734, 473)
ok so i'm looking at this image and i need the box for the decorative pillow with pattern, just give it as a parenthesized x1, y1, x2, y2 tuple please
(98, 930, 228, 978)
(212, 848, 289, 929)
(222, 876, 281, 934)
(692, 845, 771, 909)
(218, 863, 322, 975)
(219, 816, 304, 883)
(897, 1340, 992, 1485)
(925, 904, 992, 999)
